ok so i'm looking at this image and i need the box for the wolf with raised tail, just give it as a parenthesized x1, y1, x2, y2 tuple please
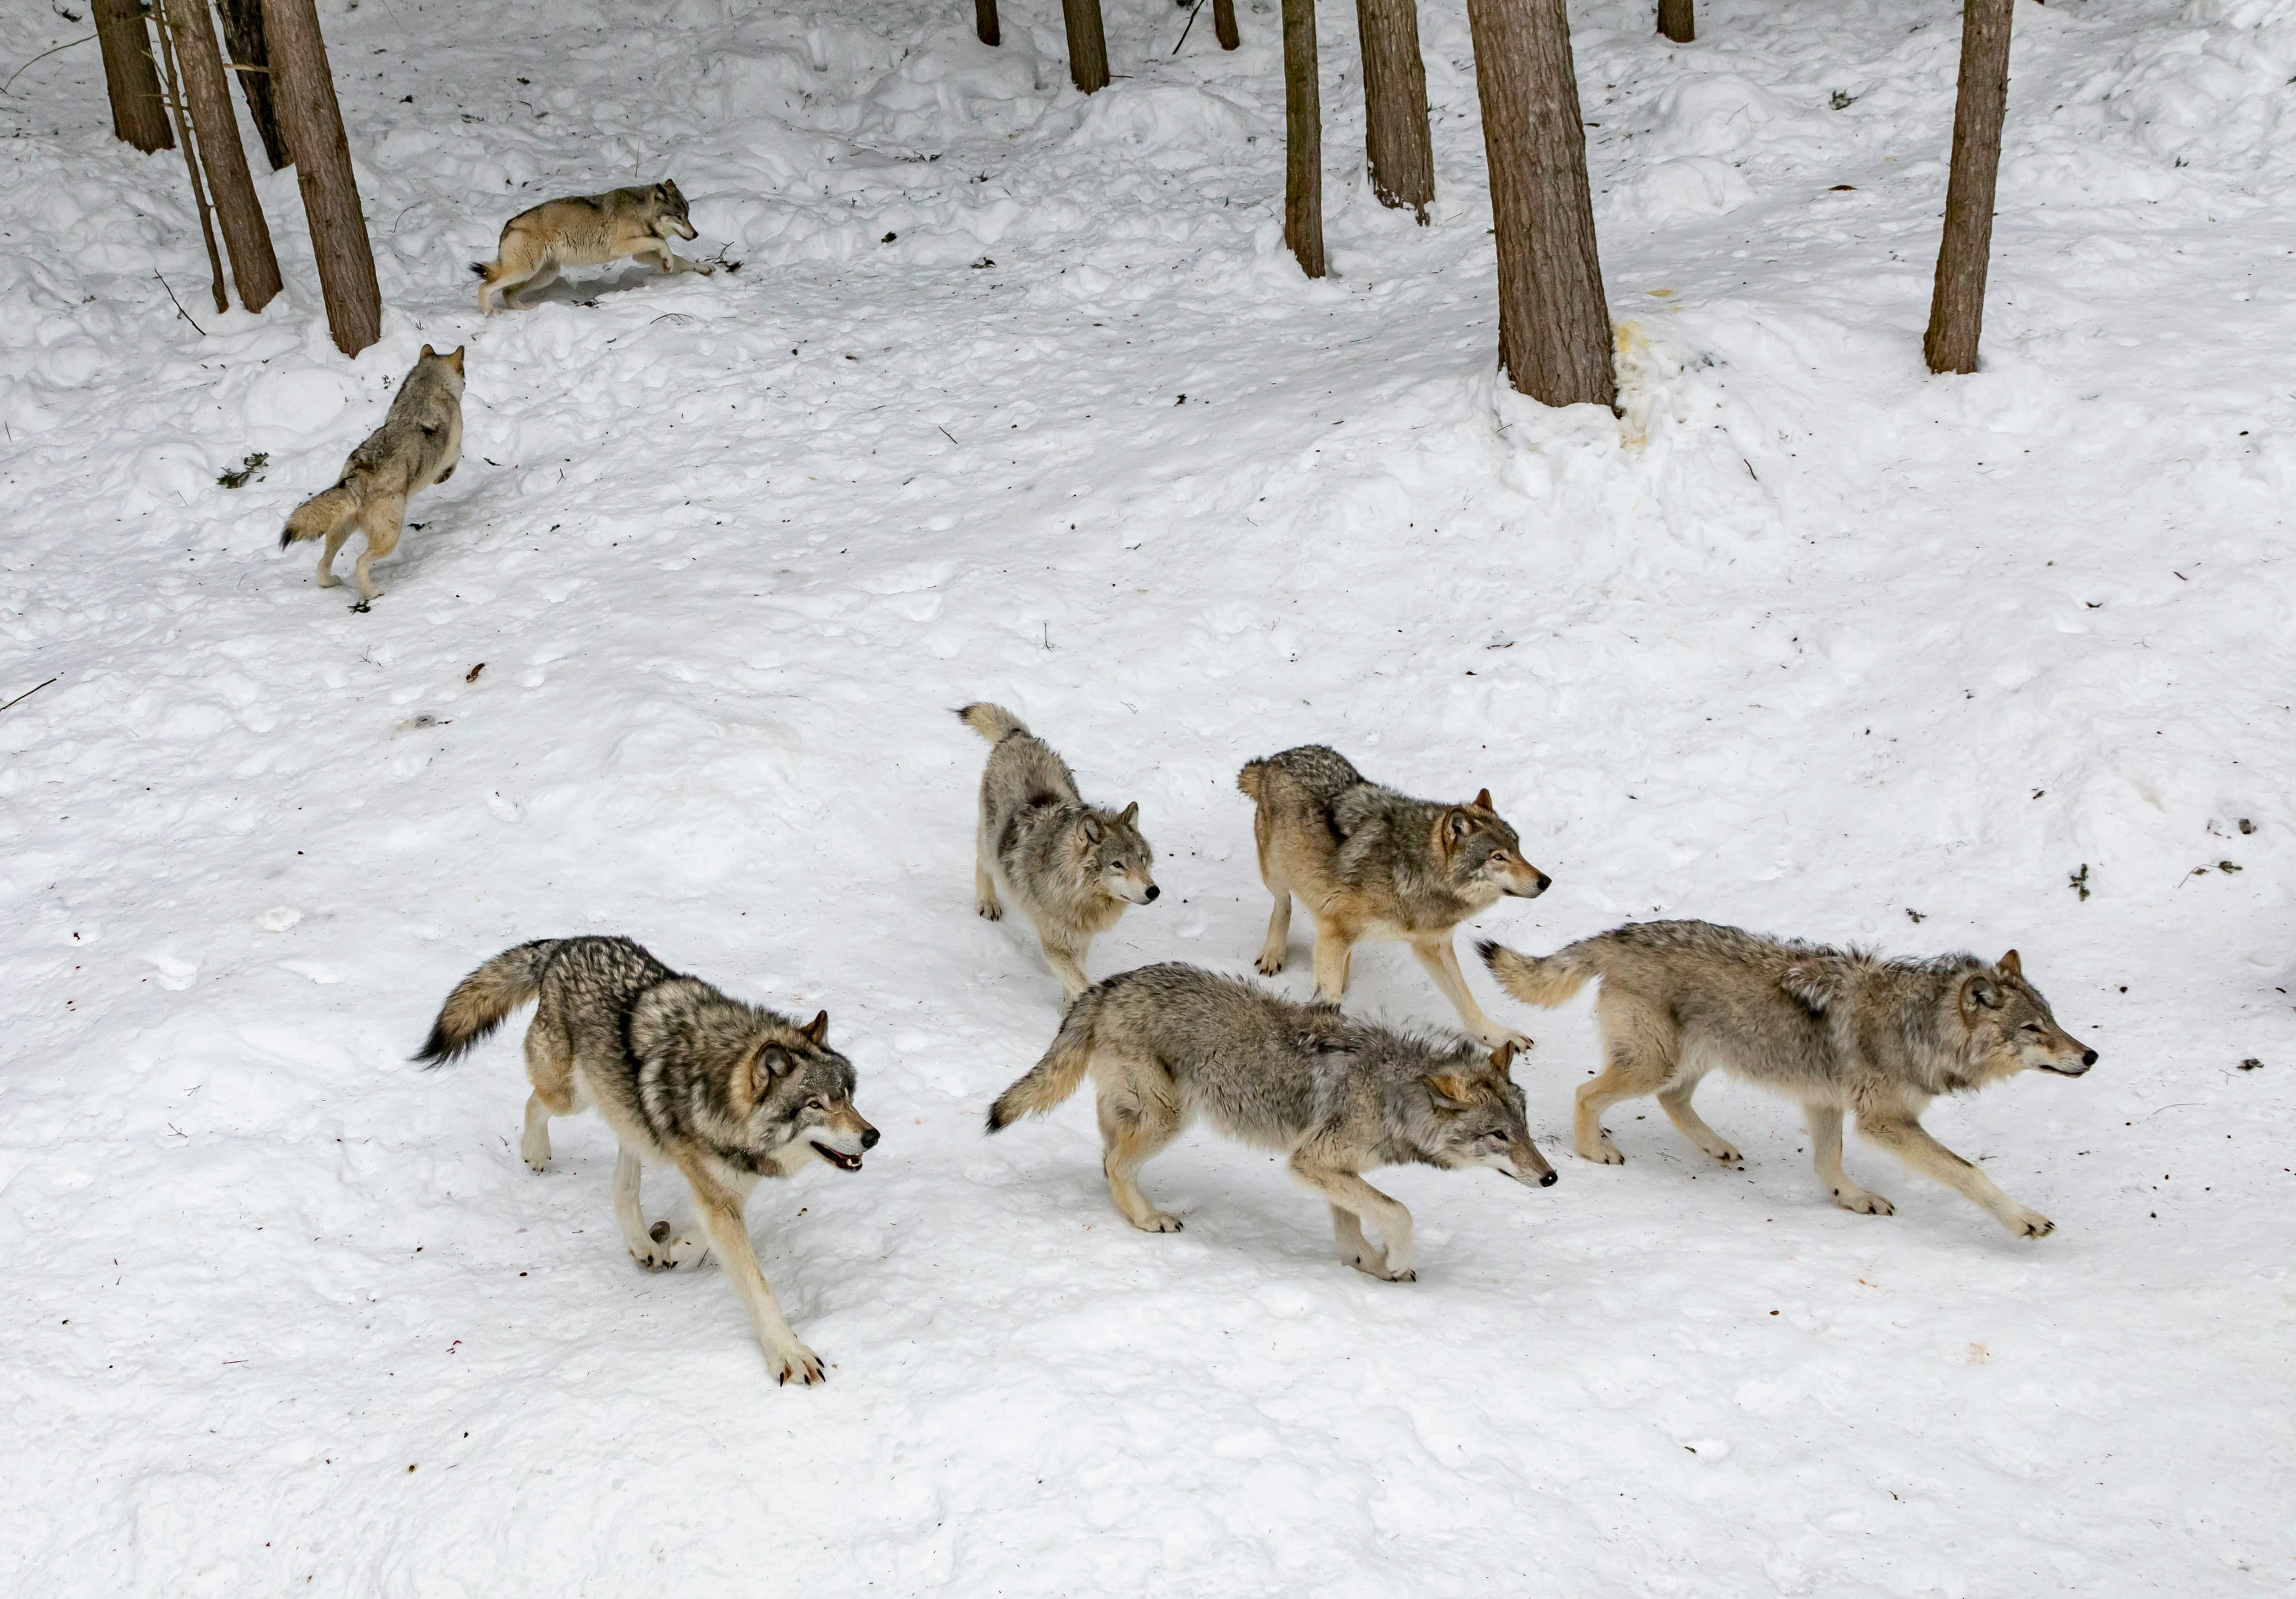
(414, 936, 878, 1384)
(960, 702, 1157, 1000)
(277, 344, 464, 611)
(473, 180, 713, 313)
(1237, 745, 1550, 1049)
(986, 963, 1554, 1280)
(1479, 921, 2096, 1237)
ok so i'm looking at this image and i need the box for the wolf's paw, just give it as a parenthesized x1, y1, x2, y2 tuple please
(1831, 1185, 1894, 1215)
(976, 897, 1002, 922)
(1131, 1210, 1184, 1234)
(522, 1149, 550, 1175)
(1579, 1136, 1626, 1166)
(1341, 1243, 1387, 1277)
(692, 261, 718, 277)
(1701, 1139, 1743, 1165)
(2005, 1207, 2054, 1240)
(315, 570, 340, 590)
(1255, 950, 1285, 977)
(770, 1341, 826, 1387)
(1476, 1024, 1534, 1052)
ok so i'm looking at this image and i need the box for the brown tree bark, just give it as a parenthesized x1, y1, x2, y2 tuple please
(1282, 0, 1324, 277)
(1214, 0, 1240, 50)
(975, 0, 1000, 47)
(162, 0, 281, 312)
(215, 0, 290, 169)
(152, 0, 228, 311)
(94, 0, 173, 152)
(1924, 0, 2013, 375)
(261, 0, 381, 355)
(1657, 0, 1693, 44)
(1357, 0, 1433, 223)
(1061, 0, 1109, 93)
(1466, 0, 1615, 408)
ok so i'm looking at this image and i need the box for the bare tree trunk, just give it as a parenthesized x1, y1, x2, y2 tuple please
(1214, 0, 1240, 50)
(1282, 0, 1324, 277)
(1357, 0, 1433, 223)
(975, 0, 1000, 47)
(1467, 0, 1615, 407)
(1924, 0, 2013, 375)
(215, 0, 290, 170)
(152, 0, 228, 312)
(1061, 0, 1109, 93)
(162, 0, 281, 312)
(94, 0, 173, 152)
(262, 0, 381, 356)
(1657, 0, 1693, 44)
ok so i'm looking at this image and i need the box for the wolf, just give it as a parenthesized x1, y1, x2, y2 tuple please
(1237, 746, 1550, 1050)
(278, 344, 464, 611)
(985, 963, 1554, 1280)
(414, 936, 879, 1384)
(1479, 922, 2096, 1237)
(473, 180, 712, 313)
(960, 703, 1158, 1000)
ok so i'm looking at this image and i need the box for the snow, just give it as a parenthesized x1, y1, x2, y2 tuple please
(3, 0, 2293, 1591)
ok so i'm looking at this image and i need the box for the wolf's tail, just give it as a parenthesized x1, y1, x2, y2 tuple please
(1477, 938, 1605, 1008)
(1236, 757, 1269, 802)
(413, 939, 559, 1066)
(280, 482, 359, 549)
(468, 260, 491, 279)
(957, 702, 1029, 745)
(986, 991, 1097, 1132)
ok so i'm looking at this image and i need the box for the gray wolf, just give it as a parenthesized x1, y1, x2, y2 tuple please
(985, 962, 1554, 1280)
(278, 344, 464, 611)
(1479, 922, 2096, 1237)
(414, 935, 879, 1384)
(960, 703, 1158, 1000)
(473, 180, 711, 313)
(1238, 745, 1550, 1049)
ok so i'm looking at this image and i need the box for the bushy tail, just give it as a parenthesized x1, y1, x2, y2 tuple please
(468, 260, 491, 278)
(413, 939, 559, 1066)
(1477, 938, 1604, 1008)
(986, 992, 1097, 1132)
(1236, 757, 1268, 802)
(958, 702, 1029, 745)
(280, 482, 359, 549)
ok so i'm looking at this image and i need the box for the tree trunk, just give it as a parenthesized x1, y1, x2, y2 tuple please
(1061, 0, 1109, 93)
(262, 0, 381, 355)
(1466, 0, 1615, 408)
(152, 0, 228, 311)
(1214, 0, 1240, 50)
(1657, 0, 1693, 44)
(1282, 0, 1324, 277)
(94, 0, 173, 152)
(1357, 0, 1433, 223)
(215, 0, 290, 170)
(975, 0, 999, 47)
(162, 0, 281, 312)
(1924, 0, 2013, 375)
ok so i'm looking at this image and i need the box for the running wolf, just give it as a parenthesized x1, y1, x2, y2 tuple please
(1238, 746, 1550, 1049)
(473, 180, 712, 313)
(1479, 922, 2096, 1237)
(985, 963, 1555, 1280)
(278, 344, 464, 610)
(414, 936, 879, 1384)
(960, 703, 1158, 1000)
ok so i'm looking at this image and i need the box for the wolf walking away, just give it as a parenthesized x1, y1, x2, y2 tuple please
(1237, 746, 1549, 1048)
(278, 344, 465, 611)
(474, 180, 713, 313)
(415, 936, 879, 1384)
(960, 703, 1158, 1000)
(1479, 922, 2095, 1237)
(986, 963, 1554, 1280)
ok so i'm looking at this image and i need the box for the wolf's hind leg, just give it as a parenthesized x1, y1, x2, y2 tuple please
(1255, 884, 1293, 977)
(349, 496, 405, 609)
(1806, 1104, 1892, 1214)
(521, 1019, 575, 1171)
(1575, 993, 1677, 1164)
(1292, 1158, 1414, 1280)
(975, 822, 1002, 920)
(1857, 1113, 2051, 1238)
(1097, 1080, 1184, 1232)
(315, 524, 352, 589)
(1657, 1073, 1741, 1164)
(521, 1093, 554, 1172)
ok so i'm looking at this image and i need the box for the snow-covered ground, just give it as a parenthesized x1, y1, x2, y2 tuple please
(4, 0, 2294, 1590)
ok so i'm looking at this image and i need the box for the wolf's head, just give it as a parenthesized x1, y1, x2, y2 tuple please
(1437, 789, 1550, 903)
(417, 343, 467, 392)
(1419, 1040, 1556, 1186)
(1953, 951, 2096, 1083)
(653, 179, 698, 241)
(730, 1010, 879, 1173)
(1083, 802, 1159, 905)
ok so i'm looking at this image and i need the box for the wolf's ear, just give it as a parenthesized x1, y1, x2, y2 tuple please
(1424, 1071, 1476, 1110)
(1473, 788, 1494, 811)
(1445, 808, 1475, 843)
(1118, 801, 1138, 827)
(1489, 1039, 1521, 1074)
(444, 346, 466, 372)
(1082, 815, 1103, 843)
(663, 179, 682, 199)
(802, 1010, 829, 1046)
(420, 344, 436, 358)
(1997, 949, 2022, 979)
(1963, 973, 2002, 1011)
(746, 1044, 789, 1102)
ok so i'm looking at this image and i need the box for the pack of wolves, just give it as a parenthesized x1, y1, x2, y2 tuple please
(416, 704, 2096, 1384)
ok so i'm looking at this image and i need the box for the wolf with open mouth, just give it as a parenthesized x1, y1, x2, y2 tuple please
(414, 935, 878, 1385)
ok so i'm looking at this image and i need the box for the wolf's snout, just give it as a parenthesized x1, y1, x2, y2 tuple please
(860, 1126, 881, 1149)
(1531, 873, 1553, 896)
(1143, 884, 1161, 902)
(1538, 1168, 1558, 1187)
(2081, 1048, 2098, 1067)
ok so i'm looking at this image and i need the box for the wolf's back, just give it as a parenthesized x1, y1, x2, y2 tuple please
(414, 939, 560, 1065)
(1238, 744, 1361, 806)
(1477, 936, 1609, 1008)
(280, 482, 359, 548)
(958, 703, 1029, 745)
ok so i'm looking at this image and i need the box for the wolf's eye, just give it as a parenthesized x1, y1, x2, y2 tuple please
(805, 1097, 825, 1112)
(2020, 1023, 2044, 1034)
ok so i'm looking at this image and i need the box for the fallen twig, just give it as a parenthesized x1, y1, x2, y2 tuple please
(155, 270, 205, 335)
(1172, 0, 1208, 53)
(1, 677, 58, 714)
(0, 32, 94, 95)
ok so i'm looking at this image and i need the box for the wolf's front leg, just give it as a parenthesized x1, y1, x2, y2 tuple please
(1410, 935, 1531, 1052)
(1042, 935, 1093, 1002)
(1309, 920, 1358, 1004)
(1805, 1104, 1892, 1214)
(1327, 1204, 1386, 1277)
(615, 1147, 702, 1269)
(1292, 1159, 1414, 1280)
(1858, 1114, 2050, 1237)
(684, 1170, 824, 1383)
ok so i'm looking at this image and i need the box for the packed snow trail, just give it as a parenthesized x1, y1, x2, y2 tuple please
(2, 0, 2292, 1592)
